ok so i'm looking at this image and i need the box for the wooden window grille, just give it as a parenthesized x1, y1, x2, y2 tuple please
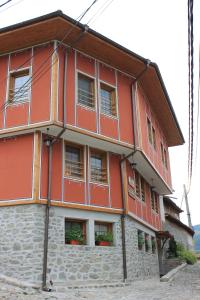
(160, 143, 164, 163)
(164, 148, 168, 168)
(151, 189, 155, 210)
(135, 171, 140, 198)
(134, 170, 145, 202)
(9, 69, 30, 103)
(140, 178, 145, 202)
(78, 73, 95, 108)
(152, 127, 156, 149)
(65, 144, 84, 178)
(147, 118, 156, 150)
(90, 149, 107, 183)
(65, 219, 86, 245)
(100, 82, 116, 116)
(151, 190, 159, 213)
(147, 118, 152, 144)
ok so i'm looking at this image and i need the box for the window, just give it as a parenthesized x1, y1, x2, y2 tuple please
(65, 219, 86, 245)
(90, 149, 107, 183)
(100, 82, 116, 116)
(138, 230, 144, 250)
(145, 233, 150, 252)
(95, 222, 113, 246)
(65, 144, 84, 179)
(9, 69, 30, 103)
(78, 73, 95, 108)
(151, 236, 156, 253)
(147, 118, 156, 149)
(151, 189, 159, 213)
(160, 143, 168, 168)
(134, 170, 145, 202)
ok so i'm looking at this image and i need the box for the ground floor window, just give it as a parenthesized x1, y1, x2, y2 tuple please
(138, 230, 144, 250)
(65, 219, 86, 245)
(145, 233, 150, 252)
(95, 221, 113, 246)
(151, 236, 156, 253)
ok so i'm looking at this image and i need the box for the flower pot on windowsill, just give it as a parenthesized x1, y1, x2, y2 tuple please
(95, 232, 113, 246)
(70, 240, 79, 245)
(98, 241, 110, 246)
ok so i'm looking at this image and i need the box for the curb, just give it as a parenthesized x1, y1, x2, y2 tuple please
(160, 263, 187, 282)
(0, 274, 40, 289)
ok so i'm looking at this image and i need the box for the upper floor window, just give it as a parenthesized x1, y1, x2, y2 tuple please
(134, 170, 145, 202)
(151, 189, 159, 213)
(160, 143, 168, 168)
(65, 144, 84, 179)
(100, 82, 116, 116)
(90, 149, 107, 183)
(147, 117, 156, 149)
(78, 73, 95, 108)
(9, 69, 30, 104)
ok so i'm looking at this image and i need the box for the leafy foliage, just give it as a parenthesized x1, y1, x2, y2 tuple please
(66, 227, 84, 243)
(95, 232, 113, 243)
(176, 242, 197, 265)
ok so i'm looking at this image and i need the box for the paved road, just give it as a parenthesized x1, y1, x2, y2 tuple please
(0, 262, 200, 299)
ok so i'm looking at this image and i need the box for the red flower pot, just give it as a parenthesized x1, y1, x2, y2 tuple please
(98, 241, 110, 246)
(70, 240, 79, 245)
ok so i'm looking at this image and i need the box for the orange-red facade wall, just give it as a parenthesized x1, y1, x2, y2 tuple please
(0, 134, 34, 200)
(137, 85, 172, 188)
(0, 44, 53, 131)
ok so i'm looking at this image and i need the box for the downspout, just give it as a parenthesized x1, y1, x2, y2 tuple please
(42, 137, 53, 291)
(42, 47, 68, 291)
(119, 59, 150, 282)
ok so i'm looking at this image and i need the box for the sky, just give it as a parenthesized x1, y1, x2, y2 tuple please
(0, 0, 199, 225)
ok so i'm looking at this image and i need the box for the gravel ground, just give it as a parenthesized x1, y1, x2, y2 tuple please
(0, 262, 200, 300)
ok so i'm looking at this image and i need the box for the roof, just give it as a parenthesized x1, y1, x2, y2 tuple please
(165, 214, 195, 236)
(163, 196, 184, 213)
(0, 11, 184, 146)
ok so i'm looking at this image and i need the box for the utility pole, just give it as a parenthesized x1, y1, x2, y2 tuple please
(183, 184, 192, 229)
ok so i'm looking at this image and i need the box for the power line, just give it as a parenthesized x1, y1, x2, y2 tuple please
(0, 0, 12, 8)
(0, 0, 99, 110)
(86, 0, 115, 26)
(187, 0, 194, 191)
(0, 0, 25, 13)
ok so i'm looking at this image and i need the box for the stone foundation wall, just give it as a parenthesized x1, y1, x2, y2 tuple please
(125, 216, 159, 281)
(0, 204, 160, 285)
(0, 204, 45, 283)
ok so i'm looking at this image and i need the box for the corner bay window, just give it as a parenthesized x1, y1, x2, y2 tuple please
(90, 149, 107, 183)
(100, 82, 116, 116)
(65, 219, 86, 245)
(78, 73, 95, 108)
(9, 69, 30, 103)
(65, 144, 84, 179)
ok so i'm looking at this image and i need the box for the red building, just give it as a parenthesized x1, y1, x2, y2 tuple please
(0, 11, 184, 288)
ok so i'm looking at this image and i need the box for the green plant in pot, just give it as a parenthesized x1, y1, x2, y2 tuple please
(66, 227, 84, 245)
(95, 232, 113, 246)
